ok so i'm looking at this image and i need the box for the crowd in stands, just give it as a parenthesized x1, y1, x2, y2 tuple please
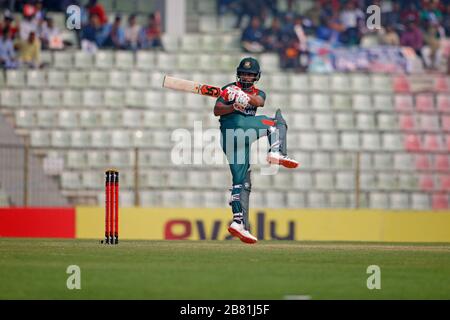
(0, 0, 164, 69)
(219, 0, 450, 71)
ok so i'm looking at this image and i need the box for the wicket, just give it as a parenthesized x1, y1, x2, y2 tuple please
(103, 169, 119, 245)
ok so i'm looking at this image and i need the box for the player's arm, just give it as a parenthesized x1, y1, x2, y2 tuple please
(214, 100, 235, 116)
(246, 93, 265, 107)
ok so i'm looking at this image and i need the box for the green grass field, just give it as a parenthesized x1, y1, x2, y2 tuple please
(0, 239, 449, 299)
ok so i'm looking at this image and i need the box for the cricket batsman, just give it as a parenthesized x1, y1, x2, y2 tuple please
(214, 57, 299, 244)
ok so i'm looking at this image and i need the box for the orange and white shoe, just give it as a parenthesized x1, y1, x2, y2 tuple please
(228, 221, 257, 244)
(267, 152, 299, 169)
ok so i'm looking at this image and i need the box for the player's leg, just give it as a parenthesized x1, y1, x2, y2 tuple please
(241, 169, 251, 231)
(241, 109, 299, 168)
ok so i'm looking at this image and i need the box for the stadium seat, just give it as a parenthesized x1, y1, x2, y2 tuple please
(122, 110, 142, 128)
(419, 174, 435, 191)
(152, 130, 172, 148)
(398, 173, 418, 191)
(198, 54, 221, 72)
(373, 153, 392, 170)
(68, 71, 88, 88)
(377, 173, 398, 190)
(139, 191, 162, 207)
(307, 192, 328, 208)
(143, 110, 164, 127)
(74, 51, 94, 69)
(399, 114, 416, 131)
(356, 113, 375, 130)
(352, 94, 372, 111)
(90, 130, 112, 148)
(289, 74, 309, 91)
(61, 171, 81, 190)
(332, 94, 352, 111)
(319, 133, 338, 150)
(434, 76, 449, 92)
(314, 113, 334, 130)
(372, 74, 393, 92)
(129, 71, 150, 89)
(351, 74, 371, 92)
(100, 110, 121, 128)
(437, 94, 450, 113)
(390, 193, 410, 209)
(360, 173, 376, 191)
(423, 134, 443, 152)
(27, 70, 46, 88)
(374, 94, 393, 111)
(267, 93, 289, 108)
(136, 51, 156, 70)
(340, 132, 359, 150)
(53, 51, 73, 69)
(311, 152, 331, 169)
(270, 73, 290, 91)
(292, 113, 313, 129)
(161, 34, 180, 52)
(265, 192, 286, 208)
(165, 91, 184, 107)
(290, 93, 309, 110)
(204, 191, 226, 208)
(438, 175, 450, 192)
(392, 75, 409, 92)
(415, 94, 434, 112)
(81, 171, 102, 189)
(434, 154, 449, 172)
(36, 110, 55, 127)
(361, 133, 380, 150)
(51, 130, 71, 147)
(95, 51, 114, 69)
(404, 134, 422, 152)
(6, 70, 25, 87)
(115, 51, 134, 69)
(298, 132, 319, 150)
(1, 89, 20, 107)
(292, 172, 313, 190)
(66, 151, 87, 169)
(125, 90, 145, 108)
(442, 116, 450, 132)
(311, 93, 331, 111)
(15, 110, 34, 128)
(110, 130, 131, 148)
(333, 152, 354, 169)
(259, 53, 279, 72)
(411, 193, 430, 210)
(88, 71, 108, 88)
(315, 172, 334, 190)
(382, 133, 403, 151)
(104, 90, 125, 108)
(109, 70, 129, 88)
(20, 89, 41, 107)
(335, 113, 354, 129)
(418, 114, 439, 131)
(182, 191, 204, 208)
(132, 130, 153, 147)
(394, 94, 413, 112)
(165, 170, 187, 188)
(82, 90, 104, 107)
(369, 192, 389, 209)
(47, 71, 67, 88)
(377, 113, 397, 130)
(86, 150, 107, 168)
(71, 131, 90, 147)
(432, 193, 449, 210)
(415, 154, 431, 170)
(41, 90, 62, 108)
(393, 153, 414, 171)
(177, 54, 199, 71)
(286, 191, 306, 208)
(335, 172, 354, 190)
(330, 74, 349, 92)
(310, 74, 329, 91)
(329, 192, 348, 208)
(181, 34, 201, 52)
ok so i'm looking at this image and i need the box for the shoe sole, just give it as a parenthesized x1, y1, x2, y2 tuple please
(267, 156, 299, 169)
(228, 227, 257, 244)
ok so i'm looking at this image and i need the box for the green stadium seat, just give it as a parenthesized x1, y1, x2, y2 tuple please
(369, 192, 389, 209)
(47, 70, 67, 88)
(311, 93, 331, 110)
(6, 70, 26, 87)
(90, 130, 112, 148)
(270, 73, 289, 91)
(290, 93, 309, 110)
(289, 74, 308, 91)
(352, 94, 372, 111)
(329, 192, 348, 208)
(360, 173, 376, 191)
(161, 34, 179, 52)
(332, 94, 352, 110)
(199, 16, 218, 33)
(20, 90, 41, 107)
(88, 71, 109, 88)
(15, 110, 35, 127)
(66, 150, 87, 169)
(308, 191, 328, 208)
(129, 71, 150, 88)
(136, 51, 156, 70)
(125, 90, 145, 107)
(27, 70, 46, 88)
(109, 70, 129, 88)
(62, 90, 82, 108)
(374, 153, 392, 170)
(144, 91, 163, 108)
(340, 132, 360, 150)
(390, 193, 410, 209)
(315, 172, 334, 190)
(177, 54, 199, 71)
(335, 113, 354, 129)
(37, 110, 56, 127)
(201, 34, 221, 51)
(95, 51, 114, 69)
(71, 130, 91, 147)
(1, 89, 21, 107)
(361, 133, 381, 150)
(74, 51, 94, 69)
(100, 110, 121, 128)
(68, 71, 88, 88)
(115, 51, 134, 69)
(181, 34, 201, 52)
(79, 110, 99, 128)
(372, 74, 393, 92)
(320, 133, 339, 150)
(82, 90, 104, 107)
(87, 150, 108, 167)
(156, 52, 177, 70)
(58, 110, 77, 128)
(351, 74, 371, 92)
(30, 130, 51, 147)
(331, 74, 350, 92)
(82, 171, 102, 189)
(53, 51, 73, 69)
(51, 130, 71, 147)
(310, 74, 329, 91)
(111, 130, 131, 148)
(61, 171, 81, 190)
(259, 53, 279, 72)
(374, 94, 393, 111)
(104, 90, 125, 108)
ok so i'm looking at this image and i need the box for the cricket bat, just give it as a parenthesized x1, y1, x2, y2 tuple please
(162, 75, 222, 98)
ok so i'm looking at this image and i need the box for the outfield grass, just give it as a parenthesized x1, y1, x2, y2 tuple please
(0, 239, 449, 299)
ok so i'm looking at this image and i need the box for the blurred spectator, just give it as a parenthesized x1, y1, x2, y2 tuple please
(420, 0, 443, 25)
(104, 15, 125, 49)
(422, 21, 446, 69)
(382, 2, 402, 28)
(34, 0, 46, 23)
(401, 18, 424, 56)
(304, 1, 321, 28)
(0, 10, 19, 39)
(139, 13, 164, 50)
(401, 2, 420, 24)
(0, 30, 18, 69)
(293, 15, 309, 71)
(18, 31, 41, 68)
(81, 14, 109, 50)
(241, 16, 264, 53)
(86, 0, 107, 25)
(262, 17, 283, 52)
(380, 25, 400, 46)
(39, 17, 63, 50)
(20, 4, 38, 41)
(339, 0, 364, 45)
(125, 14, 140, 50)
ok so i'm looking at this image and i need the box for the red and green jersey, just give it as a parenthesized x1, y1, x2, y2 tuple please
(216, 82, 266, 117)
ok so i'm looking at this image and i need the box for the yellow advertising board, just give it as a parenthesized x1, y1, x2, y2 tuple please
(76, 208, 450, 242)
